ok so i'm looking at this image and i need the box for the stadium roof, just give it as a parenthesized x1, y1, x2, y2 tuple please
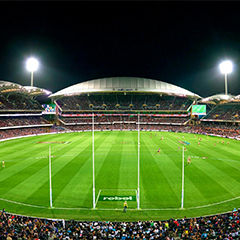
(0, 80, 51, 96)
(229, 94, 240, 102)
(23, 86, 52, 96)
(49, 77, 201, 99)
(199, 94, 235, 104)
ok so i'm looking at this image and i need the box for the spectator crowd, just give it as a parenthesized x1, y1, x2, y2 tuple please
(1, 208, 240, 239)
(56, 94, 192, 111)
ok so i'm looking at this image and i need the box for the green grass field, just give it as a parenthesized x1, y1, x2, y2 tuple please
(0, 130, 240, 221)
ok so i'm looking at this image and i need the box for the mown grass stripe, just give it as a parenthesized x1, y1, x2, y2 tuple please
(94, 132, 124, 209)
(140, 135, 180, 208)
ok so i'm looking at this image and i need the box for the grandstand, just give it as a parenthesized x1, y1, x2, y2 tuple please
(0, 81, 55, 139)
(49, 77, 200, 130)
(198, 94, 240, 136)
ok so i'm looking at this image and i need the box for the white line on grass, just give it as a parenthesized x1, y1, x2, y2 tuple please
(166, 137, 181, 146)
(57, 136, 83, 151)
(57, 142, 73, 151)
(1, 195, 240, 211)
(102, 189, 136, 191)
(187, 195, 240, 210)
(95, 189, 101, 207)
(0, 198, 46, 209)
(197, 141, 208, 146)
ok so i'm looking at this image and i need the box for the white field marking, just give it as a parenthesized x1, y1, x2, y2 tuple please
(1, 194, 240, 211)
(166, 137, 181, 146)
(209, 157, 240, 163)
(0, 198, 47, 209)
(2, 155, 57, 163)
(100, 189, 137, 192)
(196, 141, 208, 146)
(95, 189, 102, 207)
(135, 189, 138, 208)
(57, 139, 76, 151)
(187, 195, 240, 210)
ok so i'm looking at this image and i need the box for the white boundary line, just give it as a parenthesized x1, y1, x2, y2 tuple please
(2, 132, 240, 214)
(0, 198, 47, 209)
(2, 195, 240, 211)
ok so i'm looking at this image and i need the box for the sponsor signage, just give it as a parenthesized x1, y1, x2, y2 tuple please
(61, 113, 190, 117)
(99, 195, 136, 201)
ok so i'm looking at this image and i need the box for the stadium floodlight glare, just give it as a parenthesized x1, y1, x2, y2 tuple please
(26, 58, 39, 87)
(219, 60, 233, 95)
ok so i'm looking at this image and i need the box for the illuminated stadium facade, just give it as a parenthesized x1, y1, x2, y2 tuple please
(1, 76, 240, 133)
(47, 77, 203, 130)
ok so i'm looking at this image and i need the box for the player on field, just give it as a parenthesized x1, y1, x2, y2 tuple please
(157, 148, 161, 154)
(187, 156, 191, 165)
(2, 160, 5, 168)
(123, 201, 128, 213)
(214, 143, 216, 147)
(161, 137, 163, 140)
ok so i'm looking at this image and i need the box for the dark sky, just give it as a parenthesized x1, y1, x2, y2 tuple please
(0, 2, 240, 98)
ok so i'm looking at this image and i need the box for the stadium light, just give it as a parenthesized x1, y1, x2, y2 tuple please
(219, 60, 233, 95)
(26, 58, 39, 87)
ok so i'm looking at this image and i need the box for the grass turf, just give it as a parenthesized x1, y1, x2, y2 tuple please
(0, 131, 240, 221)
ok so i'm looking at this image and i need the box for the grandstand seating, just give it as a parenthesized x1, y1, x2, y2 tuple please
(0, 94, 43, 111)
(0, 117, 51, 128)
(56, 94, 193, 111)
(203, 103, 240, 121)
(59, 116, 189, 125)
(1, 208, 240, 239)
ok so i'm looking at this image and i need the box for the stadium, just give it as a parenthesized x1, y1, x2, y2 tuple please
(1, 76, 240, 239)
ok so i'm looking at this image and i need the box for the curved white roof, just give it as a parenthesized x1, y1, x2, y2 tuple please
(23, 86, 52, 96)
(49, 77, 201, 99)
(200, 94, 235, 103)
(0, 80, 23, 88)
(0, 80, 51, 96)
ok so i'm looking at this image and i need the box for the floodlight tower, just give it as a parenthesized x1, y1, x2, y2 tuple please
(219, 60, 233, 95)
(26, 58, 39, 87)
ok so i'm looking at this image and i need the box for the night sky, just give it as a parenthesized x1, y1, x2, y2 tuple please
(0, 2, 240, 98)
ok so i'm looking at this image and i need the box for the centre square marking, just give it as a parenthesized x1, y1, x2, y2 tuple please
(99, 195, 136, 201)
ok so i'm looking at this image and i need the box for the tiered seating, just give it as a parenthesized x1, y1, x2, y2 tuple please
(0, 117, 50, 128)
(56, 94, 193, 111)
(203, 104, 240, 121)
(0, 94, 43, 111)
(59, 116, 189, 126)
(1, 207, 240, 239)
